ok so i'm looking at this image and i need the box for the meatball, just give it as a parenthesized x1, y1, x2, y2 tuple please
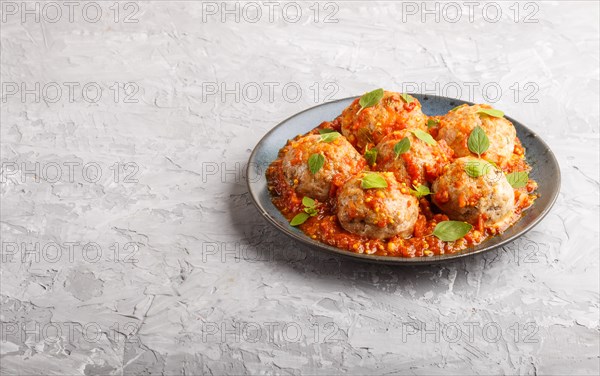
(374, 129, 452, 187)
(337, 172, 419, 239)
(340, 91, 427, 152)
(436, 104, 516, 167)
(431, 157, 515, 226)
(282, 134, 366, 201)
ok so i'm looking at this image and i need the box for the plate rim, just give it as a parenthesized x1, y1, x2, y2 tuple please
(246, 94, 561, 265)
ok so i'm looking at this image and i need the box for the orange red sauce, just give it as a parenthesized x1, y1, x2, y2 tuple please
(266, 120, 538, 258)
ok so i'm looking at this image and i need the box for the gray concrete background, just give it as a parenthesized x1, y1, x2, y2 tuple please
(1, 1, 599, 375)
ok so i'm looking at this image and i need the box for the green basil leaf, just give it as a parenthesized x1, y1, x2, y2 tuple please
(364, 148, 378, 166)
(302, 196, 316, 208)
(427, 119, 439, 128)
(318, 128, 336, 134)
(304, 206, 318, 216)
(400, 93, 414, 104)
(290, 212, 310, 226)
(467, 126, 490, 157)
(410, 129, 436, 146)
(393, 137, 411, 158)
(477, 108, 504, 118)
(449, 104, 464, 112)
(320, 131, 341, 143)
(409, 184, 431, 199)
(464, 159, 494, 178)
(308, 153, 325, 174)
(358, 88, 384, 113)
(433, 221, 473, 241)
(506, 171, 529, 189)
(360, 172, 388, 189)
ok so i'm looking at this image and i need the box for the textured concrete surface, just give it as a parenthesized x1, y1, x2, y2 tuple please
(1, 1, 599, 375)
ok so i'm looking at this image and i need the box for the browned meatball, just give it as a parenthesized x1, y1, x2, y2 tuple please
(432, 157, 515, 226)
(337, 172, 419, 239)
(436, 104, 516, 167)
(282, 134, 366, 201)
(374, 129, 452, 187)
(340, 91, 427, 152)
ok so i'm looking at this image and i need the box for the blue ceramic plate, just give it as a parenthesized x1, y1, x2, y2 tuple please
(246, 95, 560, 265)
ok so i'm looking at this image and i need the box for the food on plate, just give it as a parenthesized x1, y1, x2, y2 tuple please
(281, 133, 366, 201)
(340, 89, 427, 152)
(266, 89, 538, 258)
(336, 172, 419, 239)
(372, 129, 453, 187)
(431, 157, 515, 228)
(435, 104, 516, 167)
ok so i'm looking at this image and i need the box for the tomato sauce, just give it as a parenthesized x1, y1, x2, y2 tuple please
(266, 123, 538, 258)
